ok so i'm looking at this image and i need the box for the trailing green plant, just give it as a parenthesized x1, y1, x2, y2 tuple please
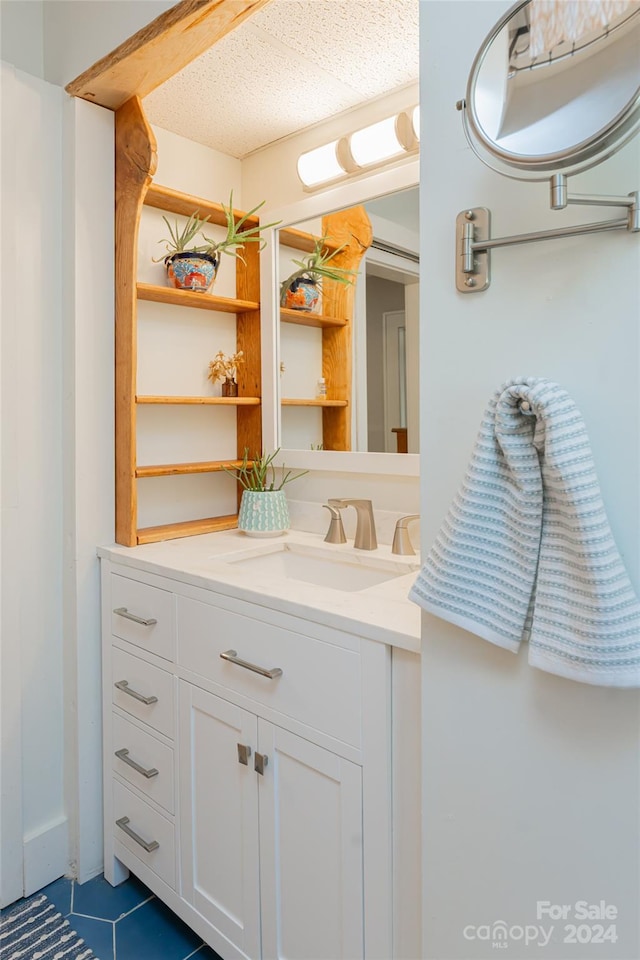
(224, 448, 308, 492)
(280, 236, 358, 305)
(154, 193, 280, 263)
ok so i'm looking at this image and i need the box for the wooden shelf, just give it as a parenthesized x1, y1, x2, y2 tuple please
(280, 307, 347, 328)
(136, 459, 247, 478)
(136, 514, 239, 545)
(136, 396, 261, 406)
(144, 183, 259, 229)
(279, 228, 341, 254)
(137, 283, 259, 314)
(281, 398, 348, 407)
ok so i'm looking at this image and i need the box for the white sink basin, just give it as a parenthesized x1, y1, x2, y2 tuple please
(219, 542, 418, 593)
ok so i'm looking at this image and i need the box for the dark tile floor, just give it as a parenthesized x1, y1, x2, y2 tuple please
(40, 873, 222, 960)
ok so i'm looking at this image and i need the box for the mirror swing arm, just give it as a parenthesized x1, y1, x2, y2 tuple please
(455, 101, 640, 294)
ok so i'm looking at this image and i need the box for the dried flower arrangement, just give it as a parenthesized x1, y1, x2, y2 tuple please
(207, 350, 245, 385)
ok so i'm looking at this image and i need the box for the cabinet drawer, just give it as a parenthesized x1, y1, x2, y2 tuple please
(177, 597, 362, 747)
(113, 780, 175, 889)
(111, 574, 175, 661)
(112, 646, 175, 740)
(112, 713, 174, 814)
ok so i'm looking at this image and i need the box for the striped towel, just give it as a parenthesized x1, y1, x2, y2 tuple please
(410, 378, 640, 687)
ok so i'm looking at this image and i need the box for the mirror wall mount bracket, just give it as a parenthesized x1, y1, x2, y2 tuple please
(456, 179, 639, 293)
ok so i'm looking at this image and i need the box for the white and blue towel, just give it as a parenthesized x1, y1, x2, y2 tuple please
(410, 378, 640, 687)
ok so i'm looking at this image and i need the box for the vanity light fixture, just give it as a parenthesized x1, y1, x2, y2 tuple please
(296, 106, 420, 190)
(349, 116, 404, 167)
(411, 105, 420, 142)
(296, 140, 343, 188)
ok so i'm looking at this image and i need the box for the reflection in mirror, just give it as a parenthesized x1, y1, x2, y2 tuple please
(466, 0, 640, 175)
(277, 187, 419, 454)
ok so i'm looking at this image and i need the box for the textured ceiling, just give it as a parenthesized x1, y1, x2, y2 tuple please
(143, 0, 419, 158)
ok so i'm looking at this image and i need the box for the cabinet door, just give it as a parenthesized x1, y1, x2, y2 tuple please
(179, 682, 260, 960)
(258, 721, 364, 960)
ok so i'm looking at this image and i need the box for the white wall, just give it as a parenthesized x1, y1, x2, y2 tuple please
(62, 96, 115, 884)
(0, 63, 67, 901)
(43, 0, 174, 88)
(420, 3, 640, 959)
(0, 0, 44, 78)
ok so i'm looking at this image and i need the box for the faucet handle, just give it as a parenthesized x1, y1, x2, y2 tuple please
(323, 504, 347, 544)
(392, 515, 420, 555)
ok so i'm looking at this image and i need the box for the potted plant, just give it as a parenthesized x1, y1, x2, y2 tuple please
(280, 236, 357, 313)
(225, 449, 307, 537)
(207, 350, 245, 397)
(154, 210, 219, 292)
(155, 193, 279, 293)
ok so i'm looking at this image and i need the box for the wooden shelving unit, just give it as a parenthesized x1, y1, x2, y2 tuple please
(137, 282, 259, 313)
(279, 208, 372, 450)
(281, 399, 348, 407)
(135, 459, 250, 478)
(136, 396, 260, 406)
(280, 308, 347, 329)
(115, 96, 262, 546)
(136, 515, 240, 546)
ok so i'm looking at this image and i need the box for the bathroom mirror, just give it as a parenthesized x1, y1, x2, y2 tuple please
(276, 186, 419, 457)
(463, 0, 640, 178)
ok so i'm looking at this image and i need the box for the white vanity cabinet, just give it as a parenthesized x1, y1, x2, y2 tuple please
(180, 684, 364, 960)
(101, 557, 419, 960)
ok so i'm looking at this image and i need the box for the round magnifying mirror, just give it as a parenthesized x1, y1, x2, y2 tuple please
(463, 0, 640, 178)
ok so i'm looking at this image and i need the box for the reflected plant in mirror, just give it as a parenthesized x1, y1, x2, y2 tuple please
(277, 187, 419, 456)
(280, 237, 357, 314)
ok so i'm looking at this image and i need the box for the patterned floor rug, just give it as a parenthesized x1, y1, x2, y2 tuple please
(1, 891, 95, 959)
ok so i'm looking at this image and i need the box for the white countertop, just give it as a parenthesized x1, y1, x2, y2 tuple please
(98, 529, 422, 653)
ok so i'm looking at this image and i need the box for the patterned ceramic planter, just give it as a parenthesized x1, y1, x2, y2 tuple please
(283, 277, 320, 312)
(238, 490, 290, 537)
(165, 251, 220, 292)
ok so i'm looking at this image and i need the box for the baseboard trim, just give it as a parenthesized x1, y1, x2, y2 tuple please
(23, 815, 70, 896)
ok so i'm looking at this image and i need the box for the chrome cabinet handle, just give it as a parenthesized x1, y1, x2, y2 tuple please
(113, 607, 157, 627)
(220, 650, 283, 680)
(255, 752, 268, 776)
(116, 816, 159, 852)
(115, 748, 159, 779)
(114, 680, 158, 705)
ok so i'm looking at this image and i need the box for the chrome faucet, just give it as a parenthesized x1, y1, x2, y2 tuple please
(392, 515, 420, 555)
(327, 499, 377, 550)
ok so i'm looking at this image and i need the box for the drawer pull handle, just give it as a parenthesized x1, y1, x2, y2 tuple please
(220, 649, 283, 680)
(114, 680, 158, 705)
(115, 748, 159, 779)
(237, 743, 252, 766)
(113, 607, 158, 627)
(116, 816, 159, 852)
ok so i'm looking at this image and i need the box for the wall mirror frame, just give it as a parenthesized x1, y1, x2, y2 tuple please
(259, 158, 420, 476)
(456, 0, 640, 293)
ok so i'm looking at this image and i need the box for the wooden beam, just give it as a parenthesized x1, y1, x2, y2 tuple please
(115, 97, 157, 546)
(65, 0, 273, 111)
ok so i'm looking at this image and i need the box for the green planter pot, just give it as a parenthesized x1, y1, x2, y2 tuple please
(238, 490, 290, 537)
